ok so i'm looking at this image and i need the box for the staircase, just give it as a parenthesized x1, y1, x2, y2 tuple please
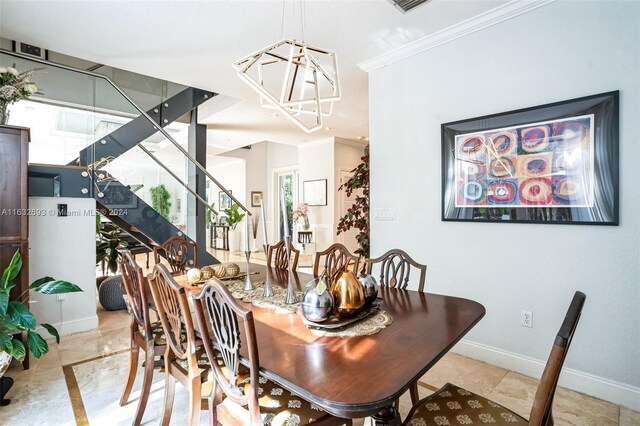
(3, 49, 249, 267)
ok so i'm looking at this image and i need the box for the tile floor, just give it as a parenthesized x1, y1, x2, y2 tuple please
(2, 249, 638, 425)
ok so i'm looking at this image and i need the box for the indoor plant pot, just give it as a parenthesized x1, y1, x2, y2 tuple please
(0, 250, 82, 377)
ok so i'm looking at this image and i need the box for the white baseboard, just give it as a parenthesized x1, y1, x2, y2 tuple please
(454, 339, 640, 412)
(36, 315, 99, 340)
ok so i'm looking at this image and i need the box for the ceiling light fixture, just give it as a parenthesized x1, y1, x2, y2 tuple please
(233, 1, 340, 133)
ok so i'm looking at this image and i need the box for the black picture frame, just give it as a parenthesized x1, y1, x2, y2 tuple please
(303, 179, 328, 206)
(441, 91, 619, 225)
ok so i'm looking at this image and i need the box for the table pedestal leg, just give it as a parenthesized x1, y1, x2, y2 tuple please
(372, 406, 401, 425)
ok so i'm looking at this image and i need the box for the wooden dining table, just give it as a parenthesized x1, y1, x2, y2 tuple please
(171, 263, 485, 425)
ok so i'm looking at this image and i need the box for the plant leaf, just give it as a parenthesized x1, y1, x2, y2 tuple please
(12, 338, 26, 361)
(0, 289, 9, 317)
(1, 249, 22, 290)
(29, 276, 55, 289)
(0, 332, 13, 353)
(8, 301, 37, 330)
(316, 279, 327, 295)
(34, 280, 83, 294)
(41, 323, 60, 344)
(27, 331, 48, 358)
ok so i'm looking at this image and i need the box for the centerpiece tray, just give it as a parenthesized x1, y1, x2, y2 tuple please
(298, 299, 381, 330)
(190, 271, 258, 286)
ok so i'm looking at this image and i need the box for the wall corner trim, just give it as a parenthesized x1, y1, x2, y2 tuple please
(454, 339, 640, 412)
(358, 0, 557, 73)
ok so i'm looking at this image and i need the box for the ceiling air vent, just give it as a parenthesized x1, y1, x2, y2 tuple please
(388, 0, 429, 13)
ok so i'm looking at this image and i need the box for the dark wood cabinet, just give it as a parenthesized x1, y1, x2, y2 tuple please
(0, 125, 30, 369)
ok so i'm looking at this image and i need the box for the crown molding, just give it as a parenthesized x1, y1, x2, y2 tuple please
(358, 0, 557, 73)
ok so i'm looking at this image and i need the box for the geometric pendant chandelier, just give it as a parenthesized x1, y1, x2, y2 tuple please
(233, 38, 340, 133)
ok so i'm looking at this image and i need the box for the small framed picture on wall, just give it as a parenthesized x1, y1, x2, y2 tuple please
(251, 191, 263, 207)
(219, 191, 232, 211)
(303, 179, 328, 206)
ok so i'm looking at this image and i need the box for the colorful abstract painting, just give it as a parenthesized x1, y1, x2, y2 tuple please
(454, 114, 594, 208)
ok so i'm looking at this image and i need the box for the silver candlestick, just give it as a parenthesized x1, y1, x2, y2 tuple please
(262, 243, 274, 297)
(284, 235, 298, 304)
(244, 249, 253, 291)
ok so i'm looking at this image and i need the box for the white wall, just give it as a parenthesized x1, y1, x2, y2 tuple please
(299, 138, 335, 250)
(29, 197, 98, 336)
(368, 1, 639, 409)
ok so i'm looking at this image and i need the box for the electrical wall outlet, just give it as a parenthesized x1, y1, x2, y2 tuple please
(57, 294, 66, 302)
(521, 310, 533, 328)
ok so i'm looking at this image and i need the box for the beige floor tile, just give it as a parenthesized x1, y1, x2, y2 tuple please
(97, 305, 131, 332)
(489, 372, 620, 426)
(620, 407, 640, 426)
(57, 325, 130, 365)
(420, 352, 508, 396)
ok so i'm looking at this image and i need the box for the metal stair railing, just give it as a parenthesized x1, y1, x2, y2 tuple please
(1, 49, 251, 217)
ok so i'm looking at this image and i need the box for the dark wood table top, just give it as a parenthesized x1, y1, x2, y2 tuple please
(174, 263, 486, 419)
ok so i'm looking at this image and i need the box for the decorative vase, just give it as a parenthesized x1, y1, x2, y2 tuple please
(331, 270, 365, 318)
(358, 273, 379, 307)
(301, 279, 334, 323)
(0, 349, 12, 379)
(0, 103, 9, 126)
(302, 216, 310, 230)
(228, 228, 241, 252)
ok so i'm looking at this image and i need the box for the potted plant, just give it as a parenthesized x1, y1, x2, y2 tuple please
(149, 184, 172, 220)
(1, 250, 83, 378)
(96, 217, 128, 285)
(337, 145, 370, 257)
(0, 65, 41, 125)
(224, 203, 245, 252)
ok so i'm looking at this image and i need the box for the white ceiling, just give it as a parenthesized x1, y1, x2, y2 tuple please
(0, 0, 506, 153)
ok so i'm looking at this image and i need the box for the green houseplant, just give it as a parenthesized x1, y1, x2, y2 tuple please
(224, 203, 246, 252)
(149, 184, 172, 220)
(0, 250, 83, 373)
(337, 145, 370, 257)
(223, 203, 245, 230)
(96, 216, 128, 275)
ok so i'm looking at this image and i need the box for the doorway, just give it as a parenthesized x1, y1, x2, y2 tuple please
(275, 169, 298, 241)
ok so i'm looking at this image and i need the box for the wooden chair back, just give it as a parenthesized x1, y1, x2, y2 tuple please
(193, 280, 262, 424)
(120, 250, 152, 339)
(267, 239, 300, 271)
(147, 263, 197, 359)
(313, 243, 360, 281)
(153, 236, 197, 274)
(528, 291, 586, 425)
(366, 248, 427, 292)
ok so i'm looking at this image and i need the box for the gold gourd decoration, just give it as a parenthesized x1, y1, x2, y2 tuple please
(331, 270, 365, 317)
(213, 264, 227, 278)
(200, 266, 215, 280)
(225, 263, 240, 277)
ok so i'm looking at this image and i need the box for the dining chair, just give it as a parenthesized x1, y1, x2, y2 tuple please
(192, 279, 351, 426)
(148, 263, 210, 426)
(153, 236, 198, 274)
(119, 250, 167, 426)
(403, 291, 586, 426)
(313, 243, 360, 280)
(366, 248, 427, 292)
(365, 249, 427, 407)
(267, 238, 300, 271)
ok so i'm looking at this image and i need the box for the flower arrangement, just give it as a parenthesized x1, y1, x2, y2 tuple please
(0, 65, 41, 125)
(292, 203, 310, 230)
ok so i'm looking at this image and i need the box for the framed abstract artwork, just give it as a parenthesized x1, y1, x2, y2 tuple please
(441, 91, 619, 225)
